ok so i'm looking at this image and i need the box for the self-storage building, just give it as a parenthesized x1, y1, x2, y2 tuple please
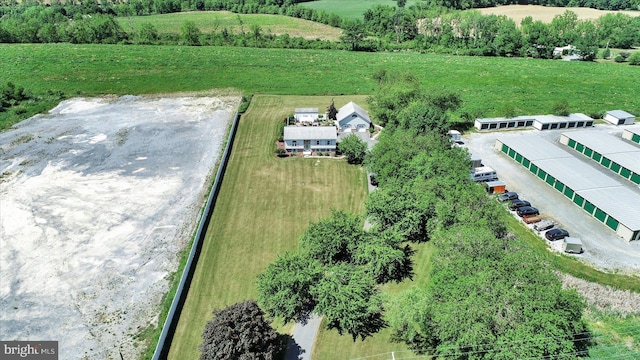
(559, 131, 640, 185)
(495, 135, 640, 241)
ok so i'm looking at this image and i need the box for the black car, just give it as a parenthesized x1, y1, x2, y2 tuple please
(369, 173, 378, 186)
(517, 206, 539, 217)
(498, 192, 518, 202)
(508, 199, 531, 211)
(545, 228, 570, 241)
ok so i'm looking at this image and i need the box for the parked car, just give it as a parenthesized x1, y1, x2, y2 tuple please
(517, 206, 539, 217)
(508, 199, 531, 211)
(523, 215, 542, 224)
(498, 192, 518, 202)
(534, 220, 555, 232)
(546, 228, 570, 241)
(369, 173, 378, 186)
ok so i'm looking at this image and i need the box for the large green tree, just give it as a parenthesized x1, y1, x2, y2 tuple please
(337, 134, 368, 165)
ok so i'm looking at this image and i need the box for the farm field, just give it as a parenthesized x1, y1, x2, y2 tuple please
(166, 94, 369, 360)
(2, 44, 640, 123)
(300, 0, 422, 19)
(116, 11, 342, 40)
(477, 5, 640, 24)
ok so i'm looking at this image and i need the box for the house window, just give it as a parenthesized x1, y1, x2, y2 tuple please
(292, 141, 297, 146)
(316, 141, 320, 145)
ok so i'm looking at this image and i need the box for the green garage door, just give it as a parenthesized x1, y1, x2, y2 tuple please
(592, 152, 601, 162)
(538, 169, 547, 180)
(573, 194, 584, 207)
(568, 139, 576, 148)
(594, 208, 607, 222)
(508, 148, 516, 158)
(515, 153, 523, 163)
(601, 157, 611, 167)
(576, 143, 584, 152)
(583, 201, 595, 214)
(501, 144, 509, 153)
(632, 134, 640, 143)
(610, 162, 621, 173)
(546, 175, 555, 186)
(605, 216, 619, 231)
(620, 167, 631, 179)
(631, 173, 640, 185)
(584, 148, 593, 157)
(523, 158, 530, 168)
(564, 187, 574, 199)
(554, 180, 564, 191)
(530, 163, 538, 174)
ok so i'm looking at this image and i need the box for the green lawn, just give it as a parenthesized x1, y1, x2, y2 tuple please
(301, 0, 422, 19)
(167, 94, 369, 360)
(2, 44, 639, 125)
(116, 11, 342, 40)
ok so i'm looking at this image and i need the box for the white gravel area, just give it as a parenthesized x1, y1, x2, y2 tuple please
(0, 95, 240, 359)
(465, 125, 640, 275)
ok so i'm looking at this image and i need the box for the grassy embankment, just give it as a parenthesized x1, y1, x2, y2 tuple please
(2, 44, 639, 359)
(116, 11, 342, 40)
(166, 94, 369, 360)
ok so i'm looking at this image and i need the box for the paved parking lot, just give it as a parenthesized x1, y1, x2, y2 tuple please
(465, 125, 640, 274)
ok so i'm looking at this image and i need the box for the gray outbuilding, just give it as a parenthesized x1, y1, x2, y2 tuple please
(622, 126, 640, 145)
(604, 110, 636, 125)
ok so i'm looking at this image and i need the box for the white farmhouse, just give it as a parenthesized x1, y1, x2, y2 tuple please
(283, 126, 337, 154)
(294, 108, 319, 124)
(336, 102, 371, 133)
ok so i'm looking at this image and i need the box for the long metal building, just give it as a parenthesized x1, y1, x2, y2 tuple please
(495, 135, 640, 241)
(623, 126, 640, 145)
(558, 131, 640, 185)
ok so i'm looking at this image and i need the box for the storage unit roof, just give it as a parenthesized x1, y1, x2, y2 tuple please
(579, 187, 640, 229)
(284, 126, 337, 140)
(625, 126, 640, 136)
(535, 157, 620, 191)
(295, 108, 318, 113)
(563, 131, 639, 154)
(607, 110, 635, 119)
(498, 135, 571, 161)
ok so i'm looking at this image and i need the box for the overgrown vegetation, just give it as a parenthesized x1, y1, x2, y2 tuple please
(0, 81, 65, 130)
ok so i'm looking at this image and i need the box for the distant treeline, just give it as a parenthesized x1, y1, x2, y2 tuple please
(429, 0, 640, 11)
(1, 1, 639, 60)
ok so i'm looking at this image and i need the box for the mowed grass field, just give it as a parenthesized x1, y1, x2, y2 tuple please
(477, 5, 640, 24)
(116, 11, 342, 40)
(301, 0, 422, 19)
(167, 94, 369, 360)
(2, 44, 639, 119)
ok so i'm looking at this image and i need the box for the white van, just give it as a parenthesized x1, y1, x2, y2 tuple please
(470, 166, 498, 182)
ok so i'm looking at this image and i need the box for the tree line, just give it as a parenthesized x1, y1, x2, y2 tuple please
(2, 1, 639, 60)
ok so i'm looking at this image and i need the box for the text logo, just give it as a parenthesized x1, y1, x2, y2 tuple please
(1, 341, 58, 359)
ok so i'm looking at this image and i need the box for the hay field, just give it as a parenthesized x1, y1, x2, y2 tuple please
(477, 5, 640, 24)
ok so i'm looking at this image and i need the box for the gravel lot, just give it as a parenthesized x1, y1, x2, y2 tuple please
(0, 95, 240, 359)
(465, 125, 640, 274)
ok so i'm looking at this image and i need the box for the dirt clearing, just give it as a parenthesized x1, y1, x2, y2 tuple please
(0, 95, 240, 359)
(477, 5, 640, 24)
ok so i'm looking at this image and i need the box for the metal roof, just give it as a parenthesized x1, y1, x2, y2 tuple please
(563, 131, 639, 154)
(606, 110, 635, 119)
(498, 133, 640, 232)
(568, 113, 593, 121)
(535, 157, 620, 191)
(578, 187, 640, 230)
(625, 126, 640, 136)
(497, 135, 571, 161)
(295, 108, 318, 113)
(336, 102, 371, 123)
(284, 126, 337, 140)
(533, 115, 572, 124)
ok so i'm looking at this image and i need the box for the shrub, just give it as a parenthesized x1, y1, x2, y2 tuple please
(614, 55, 625, 63)
(628, 52, 640, 66)
(275, 148, 287, 157)
(619, 51, 631, 59)
(601, 48, 611, 59)
(551, 100, 570, 116)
